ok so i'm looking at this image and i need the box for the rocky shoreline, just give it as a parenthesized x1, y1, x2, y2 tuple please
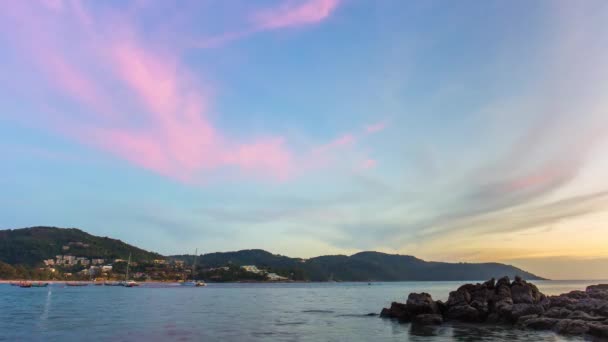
(380, 276, 608, 339)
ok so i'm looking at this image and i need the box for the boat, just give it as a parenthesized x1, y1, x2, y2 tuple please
(31, 282, 49, 287)
(18, 281, 49, 288)
(66, 282, 88, 287)
(181, 248, 206, 287)
(122, 253, 139, 287)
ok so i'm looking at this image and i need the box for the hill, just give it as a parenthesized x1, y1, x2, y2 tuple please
(0, 227, 544, 280)
(0, 226, 162, 266)
(172, 250, 544, 281)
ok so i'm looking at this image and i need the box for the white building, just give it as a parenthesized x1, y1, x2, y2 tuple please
(267, 273, 288, 281)
(241, 265, 263, 274)
(101, 265, 113, 272)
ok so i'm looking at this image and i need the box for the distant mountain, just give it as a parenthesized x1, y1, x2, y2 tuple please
(172, 249, 544, 281)
(0, 226, 162, 266)
(0, 227, 544, 280)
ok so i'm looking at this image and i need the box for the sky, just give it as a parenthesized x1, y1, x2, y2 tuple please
(1, 0, 607, 280)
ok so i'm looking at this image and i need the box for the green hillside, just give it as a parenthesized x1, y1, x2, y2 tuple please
(0, 226, 162, 266)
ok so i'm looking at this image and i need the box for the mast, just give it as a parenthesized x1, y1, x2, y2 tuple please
(126, 253, 131, 281)
(192, 248, 198, 281)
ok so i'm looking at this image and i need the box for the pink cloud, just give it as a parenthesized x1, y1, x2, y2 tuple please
(252, 0, 341, 30)
(365, 120, 387, 134)
(2, 2, 295, 183)
(191, 0, 341, 48)
(361, 159, 377, 170)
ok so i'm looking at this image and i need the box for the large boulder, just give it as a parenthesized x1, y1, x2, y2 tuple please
(380, 302, 410, 321)
(520, 317, 559, 330)
(406, 293, 439, 315)
(553, 319, 589, 335)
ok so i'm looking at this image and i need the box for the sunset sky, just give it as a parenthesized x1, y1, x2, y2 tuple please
(1, 0, 607, 280)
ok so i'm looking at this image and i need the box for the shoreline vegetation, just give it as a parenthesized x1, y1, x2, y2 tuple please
(0, 226, 543, 282)
(380, 276, 608, 339)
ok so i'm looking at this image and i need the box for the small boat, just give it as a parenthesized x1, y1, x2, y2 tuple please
(19, 282, 32, 288)
(122, 253, 139, 287)
(181, 249, 206, 287)
(31, 282, 49, 287)
(124, 280, 140, 287)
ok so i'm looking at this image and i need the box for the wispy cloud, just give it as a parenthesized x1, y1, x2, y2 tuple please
(191, 0, 341, 48)
(0, 1, 350, 183)
(252, 0, 341, 30)
(364, 120, 387, 134)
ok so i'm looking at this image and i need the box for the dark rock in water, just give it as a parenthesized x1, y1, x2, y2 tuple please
(380, 302, 410, 321)
(406, 293, 439, 315)
(553, 319, 589, 335)
(413, 314, 443, 325)
(511, 303, 544, 321)
(445, 304, 480, 322)
(520, 317, 559, 330)
(588, 323, 608, 339)
(380, 277, 608, 339)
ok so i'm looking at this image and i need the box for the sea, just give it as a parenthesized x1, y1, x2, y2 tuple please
(0, 280, 602, 341)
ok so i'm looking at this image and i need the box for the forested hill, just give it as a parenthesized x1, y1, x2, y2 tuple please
(0, 227, 544, 280)
(171, 250, 544, 281)
(0, 226, 161, 265)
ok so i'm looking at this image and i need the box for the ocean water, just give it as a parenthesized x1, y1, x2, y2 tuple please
(0, 280, 600, 341)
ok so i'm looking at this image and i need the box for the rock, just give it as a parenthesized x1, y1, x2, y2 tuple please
(494, 298, 514, 318)
(511, 283, 534, 304)
(520, 317, 559, 330)
(379, 279, 608, 339)
(587, 284, 608, 292)
(446, 289, 470, 307)
(548, 295, 577, 308)
(436, 300, 447, 315)
(596, 303, 608, 317)
(511, 303, 544, 321)
(406, 293, 439, 315)
(553, 319, 589, 335)
(380, 302, 410, 321)
(570, 298, 605, 313)
(516, 314, 539, 325)
(544, 307, 572, 319)
(445, 304, 480, 322)
(496, 276, 510, 289)
(413, 314, 443, 325)
(588, 323, 608, 339)
(565, 290, 589, 300)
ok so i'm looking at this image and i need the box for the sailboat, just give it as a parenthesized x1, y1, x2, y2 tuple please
(181, 249, 206, 287)
(123, 253, 139, 287)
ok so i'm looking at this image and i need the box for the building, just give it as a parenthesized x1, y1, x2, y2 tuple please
(91, 259, 105, 265)
(153, 259, 167, 265)
(76, 257, 90, 266)
(241, 265, 263, 274)
(63, 255, 77, 265)
(101, 265, 113, 272)
(267, 273, 289, 281)
(43, 259, 55, 266)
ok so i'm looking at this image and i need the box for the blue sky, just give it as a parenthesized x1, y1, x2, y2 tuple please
(1, 0, 608, 279)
